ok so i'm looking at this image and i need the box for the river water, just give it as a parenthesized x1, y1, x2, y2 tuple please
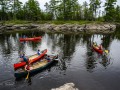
(0, 30, 120, 90)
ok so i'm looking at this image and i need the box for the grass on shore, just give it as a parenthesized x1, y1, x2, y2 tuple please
(2, 20, 105, 25)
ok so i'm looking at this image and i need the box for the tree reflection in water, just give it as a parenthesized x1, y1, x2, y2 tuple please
(99, 55, 111, 69)
(57, 56, 67, 75)
(58, 59, 67, 70)
(86, 56, 97, 73)
(86, 51, 111, 72)
(83, 33, 115, 72)
(27, 77, 32, 85)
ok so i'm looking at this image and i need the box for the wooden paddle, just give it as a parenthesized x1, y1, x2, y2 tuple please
(25, 63, 30, 80)
(26, 71, 29, 80)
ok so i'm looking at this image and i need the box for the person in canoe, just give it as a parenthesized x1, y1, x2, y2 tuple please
(37, 49, 41, 55)
(20, 53, 29, 62)
(19, 52, 23, 60)
(98, 44, 103, 50)
(24, 62, 33, 71)
(45, 55, 51, 62)
(24, 62, 33, 80)
(93, 42, 103, 50)
(93, 42, 97, 46)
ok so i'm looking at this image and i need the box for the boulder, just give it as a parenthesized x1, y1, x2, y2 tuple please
(51, 83, 78, 90)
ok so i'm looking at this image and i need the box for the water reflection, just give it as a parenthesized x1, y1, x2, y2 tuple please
(86, 56, 97, 72)
(0, 32, 117, 68)
(99, 55, 111, 68)
(27, 77, 32, 85)
(57, 58, 67, 74)
(0, 30, 120, 90)
(86, 44, 113, 70)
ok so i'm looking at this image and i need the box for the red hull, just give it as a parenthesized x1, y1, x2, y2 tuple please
(92, 45, 103, 54)
(14, 49, 47, 70)
(19, 36, 42, 41)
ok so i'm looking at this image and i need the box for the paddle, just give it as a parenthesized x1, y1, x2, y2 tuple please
(104, 50, 109, 55)
(26, 71, 29, 80)
(54, 50, 61, 61)
(25, 63, 30, 80)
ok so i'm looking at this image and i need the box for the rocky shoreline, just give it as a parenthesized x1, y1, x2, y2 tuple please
(0, 23, 116, 34)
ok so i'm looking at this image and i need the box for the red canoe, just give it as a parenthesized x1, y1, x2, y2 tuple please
(19, 36, 42, 41)
(14, 49, 47, 70)
(92, 45, 103, 54)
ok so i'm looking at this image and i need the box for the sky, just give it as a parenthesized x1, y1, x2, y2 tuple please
(20, 0, 120, 10)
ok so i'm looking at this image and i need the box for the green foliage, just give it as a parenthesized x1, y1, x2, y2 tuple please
(0, 0, 10, 20)
(40, 20, 104, 25)
(114, 5, 120, 22)
(83, 1, 89, 20)
(5, 20, 32, 24)
(23, 0, 41, 20)
(4, 20, 104, 25)
(104, 0, 117, 22)
(0, 0, 120, 22)
(89, 0, 101, 20)
(40, 12, 53, 20)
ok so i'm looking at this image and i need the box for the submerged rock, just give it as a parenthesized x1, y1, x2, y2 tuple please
(51, 83, 79, 90)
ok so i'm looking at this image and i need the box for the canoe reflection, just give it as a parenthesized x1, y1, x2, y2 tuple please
(86, 53, 111, 72)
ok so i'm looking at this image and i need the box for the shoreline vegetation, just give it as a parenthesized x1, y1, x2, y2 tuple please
(0, 0, 120, 34)
(3, 20, 120, 25)
(0, 20, 118, 34)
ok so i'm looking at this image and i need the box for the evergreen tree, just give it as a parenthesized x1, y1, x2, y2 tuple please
(83, 1, 89, 20)
(10, 0, 23, 20)
(104, 0, 117, 21)
(115, 5, 120, 22)
(24, 0, 41, 20)
(0, 0, 10, 20)
(89, 0, 101, 20)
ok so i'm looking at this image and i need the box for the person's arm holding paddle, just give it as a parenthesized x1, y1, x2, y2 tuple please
(25, 62, 31, 79)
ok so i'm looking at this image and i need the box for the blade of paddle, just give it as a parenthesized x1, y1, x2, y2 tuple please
(104, 50, 109, 54)
(26, 71, 29, 80)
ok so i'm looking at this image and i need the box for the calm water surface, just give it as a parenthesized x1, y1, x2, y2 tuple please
(0, 30, 120, 90)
